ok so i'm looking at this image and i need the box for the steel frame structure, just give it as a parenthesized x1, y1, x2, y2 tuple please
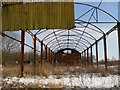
(1, 1, 120, 76)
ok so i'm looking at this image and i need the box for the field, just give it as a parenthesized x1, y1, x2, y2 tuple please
(1, 60, 120, 89)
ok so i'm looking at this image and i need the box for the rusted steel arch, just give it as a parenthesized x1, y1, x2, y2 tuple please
(49, 39, 87, 48)
(45, 35, 93, 49)
(46, 36, 66, 46)
(48, 38, 91, 49)
(75, 2, 119, 22)
(43, 30, 95, 44)
(42, 30, 67, 41)
(56, 48, 80, 54)
(53, 44, 84, 53)
(42, 24, 99, 42)
(51, 42, 87, 52)
(46, 29, 94, 45)
(75, 20, 105, 34)
(36, 29, 48, 35)
(52, 42, 86, 51)
(71, 29, 96, 40)
(74, 20, 104, 50)
(26, 30, 47, 46)
(46, 34, 92, 48)
(51, 34, 95, 41)
(54, 47, 82, 54)
(49, 38, 90, 49)
(43, 27, 97, 41)
(75, 23, 103, 34)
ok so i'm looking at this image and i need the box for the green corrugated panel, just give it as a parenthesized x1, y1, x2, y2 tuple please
(2, 2, 74, 31)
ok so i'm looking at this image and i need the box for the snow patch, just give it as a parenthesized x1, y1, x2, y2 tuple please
(2, 74, 120, 88)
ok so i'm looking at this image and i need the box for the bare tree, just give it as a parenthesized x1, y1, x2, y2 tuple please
(2, 32, 20, 53)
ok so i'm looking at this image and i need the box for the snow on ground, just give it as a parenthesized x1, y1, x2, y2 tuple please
(2, 73, 120, 88)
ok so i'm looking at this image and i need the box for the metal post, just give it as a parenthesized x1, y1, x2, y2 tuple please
(80, 53, 82, 60)
(82, 52, 83, 63)
(103, 34, 107, 71)
(41, 41, 43, 67)
(54, 53, 56, 67)
(20, 30, 25, 77)
(49, 48, 51, 63)
(87, 48, 89, 64)
(33, 35, 36, 74)
(84, 51, 86, 67)
(45, 45, 47, 62)
(117, 22, 120, 60)
(51, 50, 52, 64)
(81, 52, 83, 64)
(33, 35, 36, 66)
(80, 53, 81, 63)
(90, 46, 93, 65)
(96, 41, 98, 69)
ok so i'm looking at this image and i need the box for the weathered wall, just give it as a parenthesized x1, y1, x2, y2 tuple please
(56, 53, 80, 64)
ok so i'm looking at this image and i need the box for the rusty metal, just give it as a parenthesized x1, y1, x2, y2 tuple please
(53, 45, 84, 53)
(20, 30, 25, 77)
(49, 48, 51, 63)
(96, 41, 98, 69)
(33, 35, 36, 66)
(84, 51, 86, 66)
(1, 2, 119, 73)
(90, 46, 93, 65)
(40, 41, 43, 67)
(33, 35, 36, 75)
(50, 50, 52, 64)
(80, 53, 81, 61)
(81, 52, 83, 61)
(87, 48, 89, 64)
(75, 3, 119, 22)
(49, 38, 91, 50)
(103, 34, 107, 71)
(1, 32, 41, 52)
(54, 53, 56, 67)
(51, 42, 87, 50)
(45, 45, 47, 61)
(117, 22, 120, 60)
(44, 31, 96, 42)
(48, 38, 91, 46)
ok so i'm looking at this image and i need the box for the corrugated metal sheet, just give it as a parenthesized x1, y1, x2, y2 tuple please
(2, 2, 74, 31)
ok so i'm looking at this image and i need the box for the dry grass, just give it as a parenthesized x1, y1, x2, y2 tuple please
(1, 60, 119, 78)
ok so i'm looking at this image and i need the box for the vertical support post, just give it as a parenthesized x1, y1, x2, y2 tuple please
(41, 41, 43, 67)
(117, 22, 120, 60)
(20, 30, 25, 77)
(84, 51, 86, 67)
(45, 45, 47, 62)
(81, 53, 82, 60)
(33, 35, 36, 75)
(51, 50, 53, 64)
(81, 52, 84, 63)
(80, 53, 81, 62)
(96, 41, 98, 69)
(49, 48, 51, 63)
(81, 52, 83, 64)
(118, 1, 120, 60)
(103, 34, 107, 71)
(90, 46, 93, 65)
(0, 6, 1, 66)
(53, 53, 56, 67)
(33, 35, 36, 66)
(87, 48, 89, 64)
